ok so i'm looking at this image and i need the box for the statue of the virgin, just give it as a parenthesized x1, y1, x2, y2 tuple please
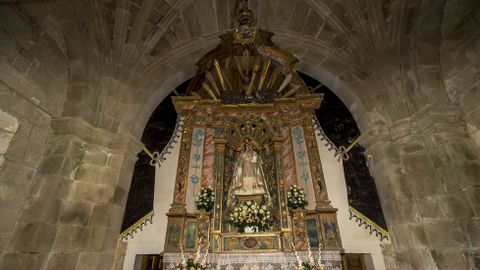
(227, 140, 271, 206)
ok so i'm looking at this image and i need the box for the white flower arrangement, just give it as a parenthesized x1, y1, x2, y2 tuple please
(287, 185, 308, 209)
(195, 186, 215, 212)
(176, 241, 212, 270)
(227, 200, 273, 231)
(291, 242, 325, 270)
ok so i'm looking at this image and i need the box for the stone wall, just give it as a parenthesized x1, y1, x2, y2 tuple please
(361, 105, 480, 269)
(0, 109, 18, 170)
(0, 0, 479, 269)
(440, 0, 480, 148)
(0, 117, 142, 269)
(0, 4, 68, 267)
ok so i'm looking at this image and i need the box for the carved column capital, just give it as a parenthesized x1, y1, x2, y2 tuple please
(52, 116, 144, 158)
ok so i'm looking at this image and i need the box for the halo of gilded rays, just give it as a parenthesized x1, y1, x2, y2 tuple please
(190, 52, 309, 102)
(186, 4, 309, 104)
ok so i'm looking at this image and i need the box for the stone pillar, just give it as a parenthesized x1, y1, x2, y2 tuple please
(112, 240, 128, 270)
(361, 105, 480, 269)
(0, 117, 142, 270)
(0, 109, 20, 263)
(380, 243, 397, 270)
(0, 106, 52, 268)
(0, 109, 18, 170)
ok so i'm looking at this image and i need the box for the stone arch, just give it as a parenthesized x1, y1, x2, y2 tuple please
(45, 0, 392, 137)
(124, 31, 375, 139)
(1, 1, 479, 269)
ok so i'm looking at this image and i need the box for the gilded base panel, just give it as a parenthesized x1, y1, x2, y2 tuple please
(222, 233, 281, 252)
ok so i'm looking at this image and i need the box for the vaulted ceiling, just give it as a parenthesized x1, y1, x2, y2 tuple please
(1, 0, 478, 137)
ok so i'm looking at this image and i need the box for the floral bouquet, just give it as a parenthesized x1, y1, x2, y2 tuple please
(287, 185, 308, 209)
(291, 241, 325, 270)
(176, 240, 211, 270)
(227, 200, 273, 232)
(195, 186, 215, 212)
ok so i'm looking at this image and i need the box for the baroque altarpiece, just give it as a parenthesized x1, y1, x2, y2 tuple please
(162, 6, 343, 269)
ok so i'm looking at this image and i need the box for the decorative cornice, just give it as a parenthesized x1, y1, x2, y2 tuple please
(359, 104, 468, 150)
(52, 117, 114, 146)
(411, 104, 465, 136)
(110, 132, 144, 157)
(52, 116, 144, 156)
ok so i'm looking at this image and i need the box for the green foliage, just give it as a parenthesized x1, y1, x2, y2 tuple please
(195, 186, 215, 212)
(287, 185, 308, 209)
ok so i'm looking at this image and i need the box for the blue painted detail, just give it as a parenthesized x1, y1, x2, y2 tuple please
(190, 175, 200, 184)
(297, 149, 306, 159)
(293, 126, 311, 194)
(292, 126, 304, 144)
(192, 153, 201, 162)
(190, 128, 205, 185)
(300, 171, 310, 182)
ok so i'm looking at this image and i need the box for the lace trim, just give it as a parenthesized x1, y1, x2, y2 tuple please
(311, 114, 341, 157)
(149, 116, 185, 167)
(119, 211, 154, 241)
(349, 206, 389, 242)
(163, 251, 342, 264)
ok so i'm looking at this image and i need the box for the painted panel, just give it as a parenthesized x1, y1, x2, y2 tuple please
(306, 219, 320, 248)
(281, 127, 296, 187)
(165, 219, 182, 251)
(173, 128, 192, 204)
(290, 126, 316, 209)
(202, 128, 215, 187)
(320, 214, 342, 249)
(186, 128, 205, 212)
(184, 221, 197, 249)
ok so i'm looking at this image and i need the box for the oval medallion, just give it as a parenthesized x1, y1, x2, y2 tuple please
(243, 237, 258, 248)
